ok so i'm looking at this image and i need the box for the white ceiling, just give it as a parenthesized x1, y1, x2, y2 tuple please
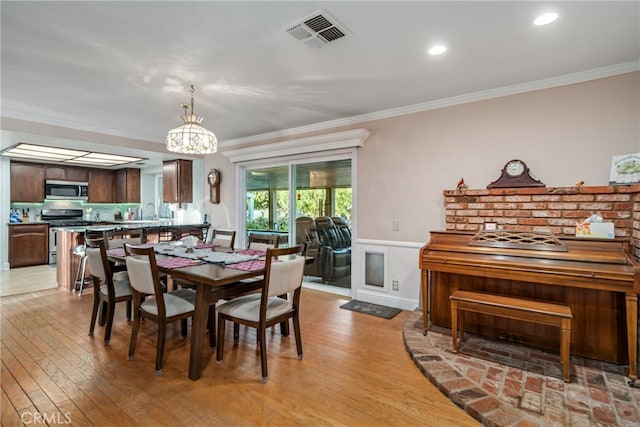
(1, 1, 639, 168)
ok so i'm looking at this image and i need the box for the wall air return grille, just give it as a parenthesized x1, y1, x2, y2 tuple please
(284, 10, 350, 48)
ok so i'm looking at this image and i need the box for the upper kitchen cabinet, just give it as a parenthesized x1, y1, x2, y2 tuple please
(45, 165, 89, 182)
(10, 162, 45, 202)
(88, 169, 115, 203)
(115, 168, 141, 203)
(163, 159, 192, 205)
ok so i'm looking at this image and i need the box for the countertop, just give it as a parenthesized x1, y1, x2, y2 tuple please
(8, 221, 209, 233)
(54, 222, 209, 233)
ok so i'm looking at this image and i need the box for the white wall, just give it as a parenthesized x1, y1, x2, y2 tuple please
(1, 157, 10, 270)
(204, 72, 640, 309)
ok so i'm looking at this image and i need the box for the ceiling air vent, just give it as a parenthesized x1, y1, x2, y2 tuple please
(284, 10, 350, 48)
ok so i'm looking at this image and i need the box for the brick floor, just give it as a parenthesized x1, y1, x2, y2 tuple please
(403, 310, 640, 426)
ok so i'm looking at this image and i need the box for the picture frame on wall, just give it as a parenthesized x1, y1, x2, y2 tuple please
(609, 152, 640, 185)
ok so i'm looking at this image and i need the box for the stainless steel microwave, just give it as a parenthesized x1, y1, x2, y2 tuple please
(45, 180, 89, 200)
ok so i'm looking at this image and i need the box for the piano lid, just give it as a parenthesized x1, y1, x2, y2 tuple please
(423, 230, 634, 265)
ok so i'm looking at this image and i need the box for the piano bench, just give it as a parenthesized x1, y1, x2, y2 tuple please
(449, 290, 573, 383)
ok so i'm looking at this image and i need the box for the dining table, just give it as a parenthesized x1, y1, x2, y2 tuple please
(107, 243, 273, 380)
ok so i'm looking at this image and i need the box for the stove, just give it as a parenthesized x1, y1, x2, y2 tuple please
(43, 209, 91, 264)
(47, 219, 93, 227)
(42, 209, 93, 226)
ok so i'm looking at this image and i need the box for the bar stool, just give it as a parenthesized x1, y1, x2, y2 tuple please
(76, 229, 111, 293)
(73, 244, 89, 294)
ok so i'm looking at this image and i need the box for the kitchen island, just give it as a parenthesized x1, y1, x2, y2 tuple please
(56, 221, 209, 291)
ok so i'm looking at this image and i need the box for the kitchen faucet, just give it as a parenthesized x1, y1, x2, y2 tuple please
(142, 203, 157, 220)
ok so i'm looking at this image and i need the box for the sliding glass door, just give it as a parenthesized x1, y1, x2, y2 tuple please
(243, 157, 352, 288)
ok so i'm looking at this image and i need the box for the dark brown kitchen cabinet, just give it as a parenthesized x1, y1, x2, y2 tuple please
(88, 169, 115, 203)
(115, 168, 141, 203)
(163, 159, 192, 205)
(45, 165, 89, 182)
(9, 224, 49, 268)
(10, 162, 45, 202)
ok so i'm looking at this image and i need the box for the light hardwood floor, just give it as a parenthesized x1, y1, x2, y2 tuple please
(1, 267, 478, 426)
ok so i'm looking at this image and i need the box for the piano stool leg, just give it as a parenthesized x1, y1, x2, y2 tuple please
(451, 300, 458, 353)
(625, 293, 637, 386)
(561, 318, 571, 383)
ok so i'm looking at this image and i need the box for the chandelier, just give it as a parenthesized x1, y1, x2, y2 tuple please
(166, 85, 217, 154)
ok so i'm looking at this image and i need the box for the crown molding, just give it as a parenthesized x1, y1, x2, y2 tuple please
(220, 61, 640, 147)
(221, 128, 370, 163)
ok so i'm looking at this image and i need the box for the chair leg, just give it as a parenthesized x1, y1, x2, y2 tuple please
(89, 294, 100, 336)
(103, 302, 116, 345)
(208, 305, 216, 349)
(128, 312, 141, 360)
(155, 322, 167, 375)
(126, 300, 132, 321)
(74, 256, 82, 292)
(233, 323, 240, 344)
(259, 326, 268, 382)
(78, 256, 88, 295)
(293, 312, 303, 360)
(99, 301, 108, 326)
(181, 318, 188, 339)
(216, 317, 226, 362)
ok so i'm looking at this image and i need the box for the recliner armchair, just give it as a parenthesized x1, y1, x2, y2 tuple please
(314, 216, 351, 283)
(295, 216, 320, 277)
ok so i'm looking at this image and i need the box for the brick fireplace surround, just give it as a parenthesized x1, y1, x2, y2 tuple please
(444, 184, 640, 260)
(403, 184, 640, 425)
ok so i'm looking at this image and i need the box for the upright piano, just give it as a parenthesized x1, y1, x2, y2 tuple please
(419, 230, 640, 383)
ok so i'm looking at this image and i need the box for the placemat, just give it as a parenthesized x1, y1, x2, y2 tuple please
(107, 245, 154, 258)
(156, 257, 203, 269)
(196, 243, 215, 249)
(106, 248, 125, 257)
(225, 260, 267, 271)
(153, 244, 259, 265)
(236, 248, 267, 257)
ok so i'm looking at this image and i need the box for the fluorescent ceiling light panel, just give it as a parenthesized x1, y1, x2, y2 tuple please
(84, 153, 142, 162)
(1, 152, 73, 162)
(0, 143, 145, 167)
(65, 159, 120, 165)
(16, 143, 89, 156)
(6, 149, 75, 160)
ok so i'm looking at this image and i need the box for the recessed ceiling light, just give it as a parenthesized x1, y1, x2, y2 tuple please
(534, 12, 558, 26)
(428, 45, 447, 56)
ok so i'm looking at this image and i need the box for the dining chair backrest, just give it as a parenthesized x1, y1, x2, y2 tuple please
(189, 225, 209, 242)
(124, 244, 162, 298)
(248, 233, 280, 251)
(85, 229, 109, 241)
(106, 228, 143, 249)
(211, 229, 236, 249)
(264, 245, 306, 297)
(85, 237, 110, 284)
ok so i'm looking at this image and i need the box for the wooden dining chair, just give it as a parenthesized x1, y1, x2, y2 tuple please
(247, 233, 280, 251)
(216, 244, 306, 382)
(189, 225, 210, 242)
(85, 236, 133, 345)
(124, 244, 196, 375)
(105, 228, 144, 274)
(211, 229, 236, 249)
(105, 228, 144, 249)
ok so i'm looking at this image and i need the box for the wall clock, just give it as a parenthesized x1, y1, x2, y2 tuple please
(487, 159, 545, 189)
(208, 169, 221, 204)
